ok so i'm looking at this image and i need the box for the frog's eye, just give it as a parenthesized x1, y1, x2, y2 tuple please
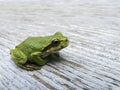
(52, 39, 60, 46)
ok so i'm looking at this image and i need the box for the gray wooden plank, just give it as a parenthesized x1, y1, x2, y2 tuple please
(0, 0, 120, 90)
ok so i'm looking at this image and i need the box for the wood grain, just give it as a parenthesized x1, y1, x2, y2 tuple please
(0, 0, 120, 90)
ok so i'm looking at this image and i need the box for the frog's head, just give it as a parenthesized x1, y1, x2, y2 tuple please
(42, 32, 69, 53)
(52, 32, 69, 51)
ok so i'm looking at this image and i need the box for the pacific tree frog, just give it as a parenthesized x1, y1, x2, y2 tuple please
(10, 32, 69, 71)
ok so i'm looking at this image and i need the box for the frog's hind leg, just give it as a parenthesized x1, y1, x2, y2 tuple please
(10, 49, 27, 65)
(10, 49, 29, 70)
(10, 49, 41, 71)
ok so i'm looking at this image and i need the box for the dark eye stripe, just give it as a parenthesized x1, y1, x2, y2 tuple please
(42, 41, 60, 52)
(42, 44, 53, 52)
(42, 39, 62, 52)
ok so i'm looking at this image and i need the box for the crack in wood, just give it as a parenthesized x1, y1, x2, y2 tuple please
(32, 74, 57, 90)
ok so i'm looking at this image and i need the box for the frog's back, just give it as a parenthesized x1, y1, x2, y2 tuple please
(16, 36, 46, 55)
(15, 32, 66, 56)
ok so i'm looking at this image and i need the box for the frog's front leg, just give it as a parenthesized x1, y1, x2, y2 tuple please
(53, 52, 60, 57)
(30, 52, 47, 66)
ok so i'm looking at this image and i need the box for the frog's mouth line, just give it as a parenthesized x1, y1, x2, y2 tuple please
(54, 48, 62, 51)
(53, 46, 66, 52)
(42, 43, 65, 52)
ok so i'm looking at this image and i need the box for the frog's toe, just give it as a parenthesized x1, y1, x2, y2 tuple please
(25, 64, 41, 70)
(17, 63, 41, 71)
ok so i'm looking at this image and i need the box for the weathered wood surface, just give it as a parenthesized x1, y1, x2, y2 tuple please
(0, 0, 120, 90)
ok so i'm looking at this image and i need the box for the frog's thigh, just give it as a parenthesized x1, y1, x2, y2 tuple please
(10, 49, 27, 64)
(31, 52, 41, 56)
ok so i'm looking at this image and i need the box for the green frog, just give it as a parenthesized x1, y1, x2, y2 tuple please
(10, 32, 69, 71)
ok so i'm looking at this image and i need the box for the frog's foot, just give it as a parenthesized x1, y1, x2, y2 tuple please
(17, 63, 41, 71)
(53, 52, 60, 57)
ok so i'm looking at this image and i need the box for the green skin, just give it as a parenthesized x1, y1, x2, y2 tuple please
(10, 32, 69, 71)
